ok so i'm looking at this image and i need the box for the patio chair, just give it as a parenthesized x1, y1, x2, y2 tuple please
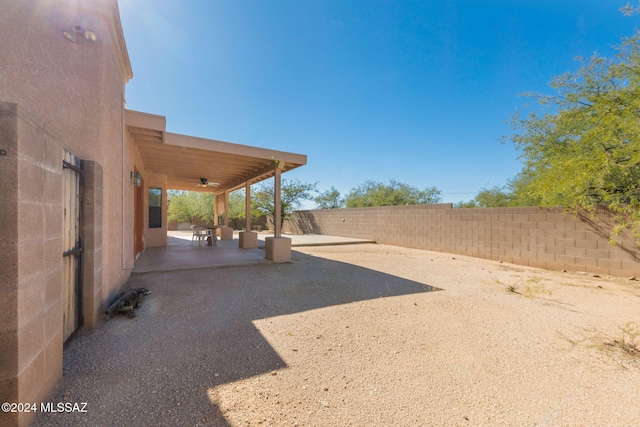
(191, 226, 216, 246)
(191, 226, 205, 246)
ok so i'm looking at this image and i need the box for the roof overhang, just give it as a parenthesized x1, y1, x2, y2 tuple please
(125, 109, 307, 194)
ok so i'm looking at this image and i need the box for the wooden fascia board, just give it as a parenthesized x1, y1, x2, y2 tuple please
(125, 110, 167, 132)
(165, 132, 307, 166)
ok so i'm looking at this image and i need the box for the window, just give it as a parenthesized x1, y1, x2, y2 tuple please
(149, 188, 162, 228)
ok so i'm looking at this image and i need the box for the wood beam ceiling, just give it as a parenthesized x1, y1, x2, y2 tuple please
(127, 122, 305, 195)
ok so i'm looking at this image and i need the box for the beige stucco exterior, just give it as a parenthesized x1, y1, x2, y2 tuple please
(1, 1, 132, 425)
(0, 0, 134, 289)
(0, 1, 306, 426)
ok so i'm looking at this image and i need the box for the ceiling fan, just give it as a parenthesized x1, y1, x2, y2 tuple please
(196, 177, 219, 188)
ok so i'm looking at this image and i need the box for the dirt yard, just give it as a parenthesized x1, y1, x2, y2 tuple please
(34, 244, 640, 426)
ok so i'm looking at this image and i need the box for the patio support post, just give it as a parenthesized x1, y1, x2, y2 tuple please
(274, 165, 282, 238)
(213, 193, 219, 226)
(265, 161, 291, 262)
(223, 191, 229, 227)
(239, 181, 258, 248)
(217, 191, 233, 240)
(245, 181, 251, 231)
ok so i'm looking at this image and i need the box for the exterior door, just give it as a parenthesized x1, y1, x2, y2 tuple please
(62, 151, 83, 342)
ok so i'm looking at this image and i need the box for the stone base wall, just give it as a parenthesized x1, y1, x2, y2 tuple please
(284, 204, 640, 278)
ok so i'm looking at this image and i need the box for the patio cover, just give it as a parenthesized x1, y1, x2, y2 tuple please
(124, 109, 307, 194)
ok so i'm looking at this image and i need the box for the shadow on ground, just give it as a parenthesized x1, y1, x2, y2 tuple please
(34, 250, 440, 426)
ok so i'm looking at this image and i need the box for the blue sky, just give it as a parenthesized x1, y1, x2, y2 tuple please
(119, 0, 638, 206)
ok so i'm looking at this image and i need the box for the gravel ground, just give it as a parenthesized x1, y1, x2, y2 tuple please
(33, 244, 640, 426)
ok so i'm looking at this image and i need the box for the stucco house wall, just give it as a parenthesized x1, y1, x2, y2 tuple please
(123, 123, 168, 250)
(145, 173, 169, 248)
(0, 0, 133, 292)
(0, 1, 134, 425)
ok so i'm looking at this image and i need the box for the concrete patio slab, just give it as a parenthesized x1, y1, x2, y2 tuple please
(132, 233, 268, 274)
(132, 231, 376, 274)
(258, 233, 375, 248)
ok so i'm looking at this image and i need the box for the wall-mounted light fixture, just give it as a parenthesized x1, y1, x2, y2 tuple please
(62, 25, 97, 43)
(130, 171, 142, 187)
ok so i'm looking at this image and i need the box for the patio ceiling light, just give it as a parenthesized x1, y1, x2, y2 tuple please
(197, 178, 219, 188)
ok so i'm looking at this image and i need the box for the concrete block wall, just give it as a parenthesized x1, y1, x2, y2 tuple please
(0, 0, 133, 316)
(1, 2, 132, 424)
(0, 103, 20, 427)
(285, 204, 640, 278)
(0, 103, 64, 427)
(83, 161, 103, 328)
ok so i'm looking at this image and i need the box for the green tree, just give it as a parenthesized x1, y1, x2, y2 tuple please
(455, 185, 515, 208)
(505, 31, 640, 237)
(228, 191, 244, 216)
(195, 192, 215, 223)
(454, 200, 478, 209)
(345, 179, 442, 208)
(168, 191, 199, 224)
(167, 191, 215, 225)
(621, 2, 640, 16)
(226, 189, 262, 228)
(314, 186, 344, 209)
(253, 178, 317, 228)
(227, 191, 246, 229)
